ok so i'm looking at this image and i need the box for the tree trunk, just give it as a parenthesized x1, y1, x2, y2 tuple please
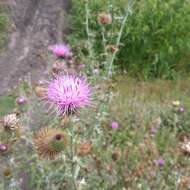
(0, 0, 70, 95)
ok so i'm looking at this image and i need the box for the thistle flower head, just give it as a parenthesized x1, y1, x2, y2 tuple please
(111, 121, 119, 129)
(51, 44, 72, 59)
(34, 128, 67, 160)
(155, 159, 165, 167)
(46, 74, 92, 115)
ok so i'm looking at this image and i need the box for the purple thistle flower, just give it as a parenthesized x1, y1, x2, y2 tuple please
(16, 96, 27, 105)
(47, 74, 92, 115)
(111, 121, 119, 129)
(155, 159, 165, 167)
(151, 127, 157, 135)
(51, 44, 73, 59)
(178, 106, 185, 114)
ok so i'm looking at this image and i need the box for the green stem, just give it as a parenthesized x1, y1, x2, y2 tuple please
(85, 2, 95, 73)
(107, 0, 134, 77)
(3, 156, 11, 190)
(101, 26, 108, 58)
(70, 124, 77, 190)
(85, 3, 92, 57)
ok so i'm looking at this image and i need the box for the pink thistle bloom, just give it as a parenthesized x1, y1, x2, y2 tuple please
(155, 159, 165, 167)
(111, 121, 119, 129)
(51, 44, 73, 59)
(47, 74, 92, 115)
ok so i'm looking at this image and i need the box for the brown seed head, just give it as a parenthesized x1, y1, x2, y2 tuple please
(34, 128, 67, 160)
(77, 142, 93, 156)
(98, 13, 112, 25)
(111, 150, 121, 161)
(3, 114, 20, 131)
(3, 168, 12, 178)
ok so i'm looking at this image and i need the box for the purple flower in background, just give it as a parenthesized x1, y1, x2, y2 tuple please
(155, 159, 165, 167)
(0, 144, 8, 152)
(151, 127, 157, 135)
(78, 64, 86, 70)
(47, 74, 92, 115)
(111, 121, 119, 129)
(149, 171, 156, 178)
(51, 44, 73, 59)
(16, 96, 27, 105)
(178, 106, 185, 114)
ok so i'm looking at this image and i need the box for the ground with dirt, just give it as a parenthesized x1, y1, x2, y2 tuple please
(0, 0, 70, 95)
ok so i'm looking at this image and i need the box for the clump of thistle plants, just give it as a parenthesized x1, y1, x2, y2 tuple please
(1, 1, 190, 189)
(2, 42, 190, 190)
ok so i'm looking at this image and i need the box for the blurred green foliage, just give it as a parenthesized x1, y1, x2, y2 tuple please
(69, 0, 190, 79)
(119, 0, 190, 79)
(0, 96, 15, 116)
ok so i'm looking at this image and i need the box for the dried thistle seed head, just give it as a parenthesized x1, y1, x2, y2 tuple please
(34, 86, 47, 98)
(111, 150, 121, 161)
(106, 45, 119, 53)
(179, 176, 190, 189)
(3, 168, 12, 178)
(52, 61, 66, 74)
(3, 114, 20, 131)
(77, 142, 93, 156)
(98, 13, 112, 25)
(34, 128, 67, 160)
(180, 140, 190, 156)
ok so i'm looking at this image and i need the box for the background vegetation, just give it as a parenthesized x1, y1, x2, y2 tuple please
(69, 0, 190, 79)
(1, 0, 190, 189)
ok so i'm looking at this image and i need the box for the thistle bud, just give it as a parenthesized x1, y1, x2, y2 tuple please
(16, 96, 27, 105)
(0, 143, 10, 155)
(52, 61, 66, 74)
(34, 86, 47, 98)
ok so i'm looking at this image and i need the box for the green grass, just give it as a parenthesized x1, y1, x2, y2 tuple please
(0, 96, 15, 117)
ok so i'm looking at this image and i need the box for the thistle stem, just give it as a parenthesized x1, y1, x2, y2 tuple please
(107, 0, 134, 77)
(70, 124, 78, 190)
